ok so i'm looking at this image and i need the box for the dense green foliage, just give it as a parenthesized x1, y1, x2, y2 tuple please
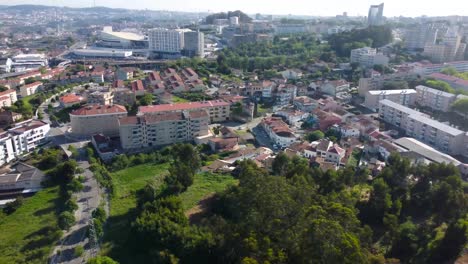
(205, 10, 252, 24)
(327, 26, 393, 57)
(219, 35, 327, 71)
(452, 98, 468, 116)
(101, 150, 468, 264)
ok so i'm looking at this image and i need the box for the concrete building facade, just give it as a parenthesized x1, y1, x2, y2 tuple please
(70, 104, 127, 137)
(364, 89, 417, 110)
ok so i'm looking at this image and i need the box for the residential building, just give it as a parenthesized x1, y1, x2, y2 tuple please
(313, 139, 346, 166)
(148, 28, 190, 53)
(138, 100, 231, 123)
(0, 110, 22, 126)
(275, 108, 309, 126)
(119, 110, 209, 150)
(378, 99, 466, 156)
(293, 96, 318, 112)
(415, 85, 456, 112)
(0, 132, 15, 167)
(87, 91, 114, 105)
(113, 88, 136, 106)
(404, 24, 438, 50)
(0, 58, 12, 73)
(364, 89, 417, 110)
(350, 47, 389, 67)
(91, 134, 117, 162)
(261, 117, 297, 148)
(0, 163, 45, 193)
(8, 120, 50, 156)
(115, 68, 134, 81)
(319, 80, 350, 97)
(70, 104, 127, 137)
(183, 31, 205, 57)
(131, 80, 145, 96)
(0, 89, 18, 108)
(20, 81, 42, 97)
(423, 28, 467, 63)
(311, 109, 342, 131)
(281, 69, 303, 80)
(59, 94, 84, 108)
(367, 3, 384, 26)
(274, 24, 309, 35)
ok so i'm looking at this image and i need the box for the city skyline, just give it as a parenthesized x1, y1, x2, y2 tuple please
(2, 0, 468, 17)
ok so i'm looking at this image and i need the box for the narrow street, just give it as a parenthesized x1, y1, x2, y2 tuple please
(49, 152, 102, 264)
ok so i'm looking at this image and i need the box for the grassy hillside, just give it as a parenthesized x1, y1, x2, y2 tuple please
(0, 187, 62, 264)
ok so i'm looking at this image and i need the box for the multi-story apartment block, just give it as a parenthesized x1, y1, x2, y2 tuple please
(378, 99, 466, 156)
(8, 120, 50, 156)
(261, 117, 297, 148)
(0, 89, 18, 108)
(0, 132, 15, 167)
(415, 85, 456, 112)
(183, 31, 204, 57)
(364, 89, 417, 110)
(115, 68, 134, 81)
(350, 47, 389, 67)
(119, 110, 209, 150)
(148, 28, 190, 53)
(404, 24, 438, 50)
(70, 104, 128, 137)
(138, 100, 231, 123)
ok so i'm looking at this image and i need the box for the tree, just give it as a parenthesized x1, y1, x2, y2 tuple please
(272, 152, 290, 176)
(87, 256, 119, 264)
(139, 93, 154, 106)
(0, 85, 8, 92)
(452, 98, 468, 117)
(58, 211, 75, 230)
(425, 79, 455, 93)
(305, 130, 324, 142)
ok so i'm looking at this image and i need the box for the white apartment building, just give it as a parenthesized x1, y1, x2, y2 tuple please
(261, 117, 297, 148)
(0, 89, 18, 108)
(119, 110, 209, 150)
(350, 47, 389, 67)
(415, 85, 456, 112)
(378, 99, 466, 156)
(368, 3, 384, 26)
(0, 133, 15, 167)
(364, 89, 417, 110)
(148, 28, 190, 53)
(423, 28, 467, 63)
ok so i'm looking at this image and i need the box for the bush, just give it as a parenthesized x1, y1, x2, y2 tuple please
(64, 198, 78, 212)
(67, 178, 84, 192)
(74, 245, 84, 257)
(87, 256, 119, 264)
(3, 196, 24, 215)
(58, 211, 75, 230)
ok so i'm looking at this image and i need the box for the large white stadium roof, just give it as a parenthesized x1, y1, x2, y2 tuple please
(101, 31, 145, 41)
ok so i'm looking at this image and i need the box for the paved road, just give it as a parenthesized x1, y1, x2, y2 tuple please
(49, 153, 102, 264)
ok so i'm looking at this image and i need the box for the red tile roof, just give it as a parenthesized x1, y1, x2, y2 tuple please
(23, 81, 42, 88)
(131, 80, 144, 92)
(139, 100, 230, 114)
(71, 104, 127, 116)
(60, 94, 83, 104)
(0, 89, 16, 97)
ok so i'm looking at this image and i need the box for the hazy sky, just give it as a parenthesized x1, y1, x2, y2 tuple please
(2, 0, 468, 17)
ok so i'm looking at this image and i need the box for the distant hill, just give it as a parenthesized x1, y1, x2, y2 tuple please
(2, 5, 129, 13)
(205, 10, 253, 24)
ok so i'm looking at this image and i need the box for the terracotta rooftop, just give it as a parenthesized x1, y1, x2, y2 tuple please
(0, 89, 16, 96)
(71, 104, 127, 116)
(139, 100, 229, 114)
(23, 81, 42, 88)
(60, 94, 83, 104)
(131, 80, 144, 92)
